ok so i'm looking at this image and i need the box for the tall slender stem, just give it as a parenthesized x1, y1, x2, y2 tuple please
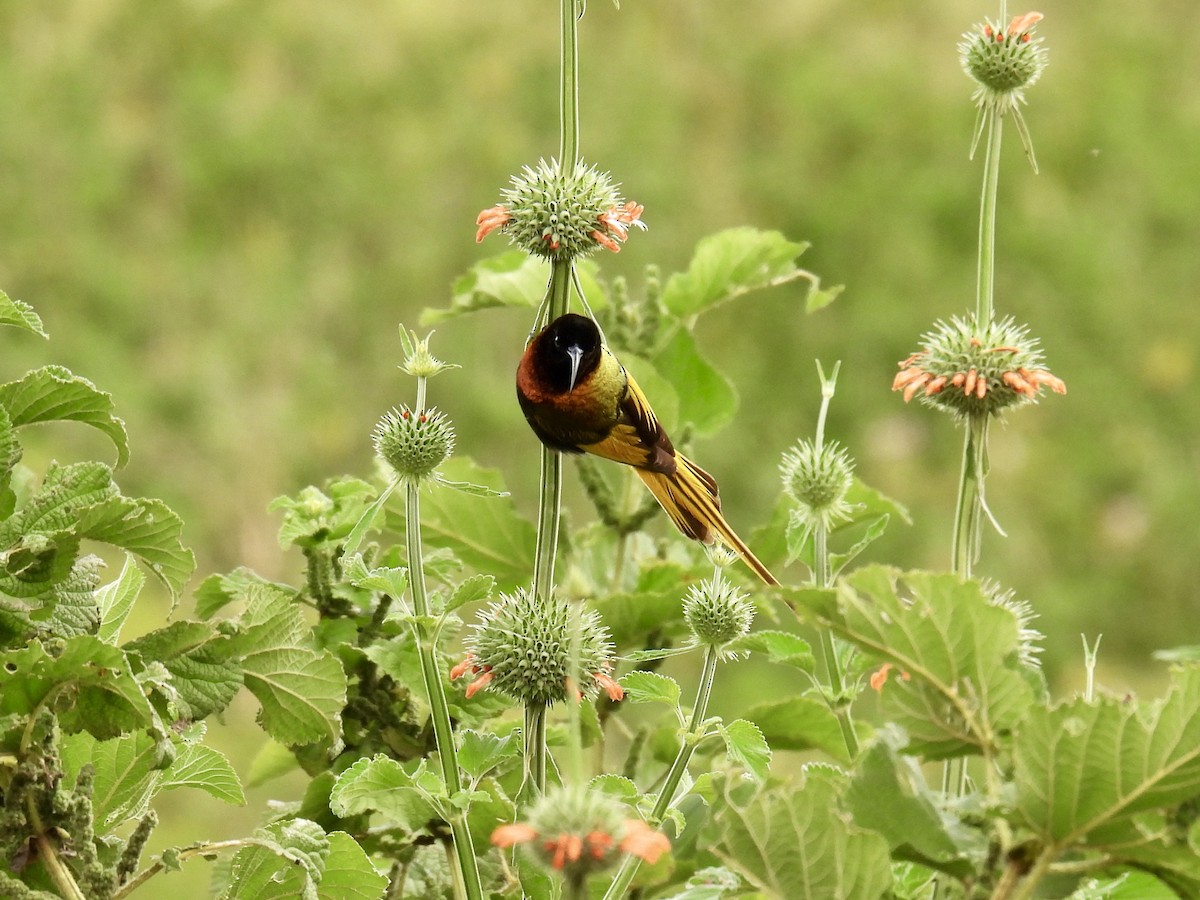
(975, 111, 1003, 324)
(559, 0, 579, 168)
(603, 646, 720, 900)
(406, 385, 484, 900)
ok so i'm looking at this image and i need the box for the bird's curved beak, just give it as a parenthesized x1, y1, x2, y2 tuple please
(566, 344, 584, 393)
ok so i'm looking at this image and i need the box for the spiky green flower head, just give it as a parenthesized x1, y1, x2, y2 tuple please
(460, 588, 620, 706)
(475, 158, 645, 261)
(372, 406, 455, 482)
(683, 570, 754, 652)
(960, 12, 1048, 113)
(492, 784, 670, 877)
(892, 315, 1065, 420)
(780, 439, 855, 532)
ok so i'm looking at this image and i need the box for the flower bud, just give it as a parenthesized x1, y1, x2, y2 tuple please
(779, 439, 855, 531)
(461, 588, 618, 706)
(683, 571, 754, 651)
(891, 315, 1065, 420)
(960, 13, 1048, 110)
(372, 406, 454, 482)
(475, 158, 644, 261)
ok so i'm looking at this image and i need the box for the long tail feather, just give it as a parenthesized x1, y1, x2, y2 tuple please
(634, 455, 779, 586)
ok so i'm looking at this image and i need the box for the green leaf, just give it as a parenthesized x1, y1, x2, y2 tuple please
(710, 768, 892, 899)
(318, 831, 389, 900)
(424, 254, 607, 325)
(1015, 665, 1200, 846)
(657, 867, 744, 900)
(43, 555, 103, 637)
(96, 553, 145, 643)
(844, 727, 977, 878)
(0, 405, 19, 508)
(405, 458, 534, 591)
(61, 730, 162, 832)
(194, 567, 296, 620)
(720, 719, 771, 781)
(0, 365, 128, 467)
(457, 729, 517, 779)
(75, 491, 194, 598)
(651, 328, 737, 435)
(444, 574, 496, 613)
(269, 478, 377, 550)
(223, 818, 328, 900)
(744, 696, 851, 763)
(0, 290, 47, 337)
(343, 480, 398, 556)
(727, 630, 815, 673)
(590, 773, 640, 802)
(226, 584, 347, 749)
(125, 620, 243, 720)
(159, 742, 246, 806)
(0, 636, 153, 739)
(246, 738, 300, 788)
(662, 228, 810, 318)
(329, 754, 440, 831)
(621, 671, 681, 707)
(791, 567, 1036, 759)
(343, 552, 408, 598)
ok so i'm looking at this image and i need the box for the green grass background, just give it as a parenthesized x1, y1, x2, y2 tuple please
(2, 1, 1198, 895)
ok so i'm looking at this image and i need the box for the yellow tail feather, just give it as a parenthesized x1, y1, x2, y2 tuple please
(634, 455, 779, 586)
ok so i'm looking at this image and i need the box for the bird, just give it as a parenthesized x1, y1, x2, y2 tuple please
(516, 312, 778, 585)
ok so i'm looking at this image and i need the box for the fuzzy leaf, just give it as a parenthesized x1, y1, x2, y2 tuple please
(127, 620, 243, 720)
(790, 567, 1036, 759)
(317, 831, 389, 900)
(710, 768, 892, 899)
(343, 552, 408, 598)
(330, 754, 440, 831)
(425, 253, 605, 325)
(445, 574, 496, 612)
(744, 696, 851, 763)
(406, 458, 534, 592)
(0, 636, 153, 739)
(160, 742, 246, 806)
(621, 671, 681, 707)
(652, 327, 737, 435)
(0, 290, 47, 337)
(662, 228, 810, 317)
(1015, 666, 1200, 846)
(0, 405, 18, 508)
(74, 490, 194, 598)
(61, 730, 162, 832)
(844, 728, 977, 877)
(727, 631, 815, 673)
(457, 729, 517, 779)
(269, 478, 377, 550)
(0, 365, 128, 467)
(223, 819, 328, 900)
(193, 567, 296, 620)
(95, 553, 145, 643)
(720, 719, 772, 781)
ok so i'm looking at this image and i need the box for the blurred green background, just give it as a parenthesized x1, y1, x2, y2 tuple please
(2, 0, 1198, 894)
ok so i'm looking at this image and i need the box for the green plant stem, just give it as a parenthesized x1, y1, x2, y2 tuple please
(995, 847, 1056, 900)
(521, 702, 548, 799)
(559, 0, 578, 167)
(603, 645, 720, 900)
(951, 413, 989, 578)
(405, 385, 484, 900)
(30, 807, 85, 900)
(114, 839, 257, 899)
(975, 110, 1002, 325)
(813, 524, 859, 760)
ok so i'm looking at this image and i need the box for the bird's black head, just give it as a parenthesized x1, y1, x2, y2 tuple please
(536, 313, 602, 393)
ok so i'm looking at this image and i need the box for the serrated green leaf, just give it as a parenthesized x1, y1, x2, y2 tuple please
(193, 567, 297, 620)
(126, 620, 243, 720)
(424, 254, 607, 326)
(720, 719, 771, 781)
(790, 567, 1036, 759)
(727, 630, 815, 673)
(744, 696, 852, 763)
(330, 754, 440, 831)
(445, 574, 496, 613)
(95, 553, 144, 643)
(343, 552, 408, 598)
(657, 867, 744, 900)
(0, 405, 19, 508)
(621, 670, 682, 707)
(160, 743, 245, 806)
(61, 730, 161, 832)
(269, 478, 377, 550)
(0, 636, 153, 738)
(592, 569, 689, 647)
(223, 819, 328, 900)
(43, 554, 103, 637)
(590, 773, 640, 801)
(318, 831, 389, 900)
(662, 228, 810, 317)
(403, 458, 534, 591)
(651, 327, 737, 436)
(0, 290, 47, 337)
(1015, 666, 1200, 846)
(343, 480, 398, 556)
(711, 768, 892, 899)
(844, 728, 976, 878)
(0, 365, 128, 467)
(457, 729, 516, 779)
(74, 490, 194, 598)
